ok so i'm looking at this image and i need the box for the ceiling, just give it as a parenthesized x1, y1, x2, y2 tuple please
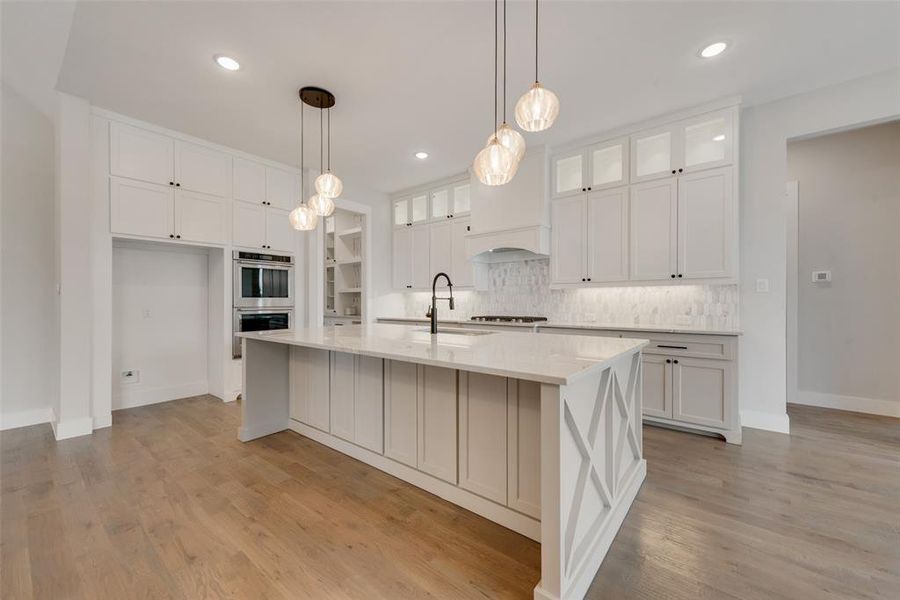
(43, 1, 900, 192)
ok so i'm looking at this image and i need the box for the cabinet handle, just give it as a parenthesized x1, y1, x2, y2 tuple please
(678, 274, 683, 278)
(175, 183, 180, 187)
(587, 277, 592, 281)
(466, 225, 470, 231)
(678, 168, 683, 173)
(671, 170, 676, 175)
(581, 187, 586, 192)
(175, 235, 181, 239)
(169, 181, 174, 186)
(587, 187, 592, 191)
(657, 344, 688, 350)
(666, 359, 672, 364)
(673, 359, 679, 364)
(670, 274, 676, 278)
(169, 234, 174, 238)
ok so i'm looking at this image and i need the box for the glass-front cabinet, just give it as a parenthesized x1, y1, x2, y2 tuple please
(551, 137, 628, 198)
(630, 108, 735, 182)
(393, 193, 429, 227)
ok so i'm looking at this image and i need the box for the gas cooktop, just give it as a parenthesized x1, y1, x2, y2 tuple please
(470, 316, 548, 324)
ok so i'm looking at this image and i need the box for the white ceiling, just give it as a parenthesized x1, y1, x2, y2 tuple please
(45, 1, 900, 192)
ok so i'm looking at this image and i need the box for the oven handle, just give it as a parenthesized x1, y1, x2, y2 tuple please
(234, 259, 295, 269)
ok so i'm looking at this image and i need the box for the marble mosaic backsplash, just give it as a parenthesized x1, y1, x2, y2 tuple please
(403, 258, 739, 329)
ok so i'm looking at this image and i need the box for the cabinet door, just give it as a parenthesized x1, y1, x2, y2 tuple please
(110, 177, 173, 239)
(630, 126, 675, 183)
(410, 193, 429, 225)
(174, 190, 229, 244)
(109, 122, 173, 186)
(430, 187, 451, 220)
(630, 178, 677, 281)
(677, 167, 734, 280)
(641, 354, 672, 418)
(552, 150, 587, 198)
(587, 187, 629, 282)
(233, 157, 267, 205)
(355, 356, 384, 454)
(384, 360, 418, 468)
(428, 221, 453, 279)
(588, 137, 628, 190)
(458, 372, 507, 504)
(232, 201, 267, 249)
(551, 195, 587, 284)
(266, 208, 296, 253)
(292, 347, 331, 431)
(672, 357, 732, 428)
(680, 110, 734, 173)
(417, 365, 457, 484)
(392, 227, 413, 289)
(410, 226, 431, 289)
(451, 183, 471, 216)
(451, 218, 473, 288)
(507, 379, 541, 518)
(330, 352, 356, 442)
(266, 167, 300, 211)
(393, 198, 410, 227)
(174, 141, 231, 198)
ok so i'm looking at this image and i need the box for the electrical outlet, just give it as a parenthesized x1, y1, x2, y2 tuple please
(755, 278, 770, 293)
(142, 309, 152, 319)
(120, 369, 140, 385)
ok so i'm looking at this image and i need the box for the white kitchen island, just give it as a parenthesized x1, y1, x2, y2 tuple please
(237, 324, 647, 600)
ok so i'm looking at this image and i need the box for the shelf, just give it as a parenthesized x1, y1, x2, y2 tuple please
(337, 226, 362, 238)
(339, 288, 362, 293)
(335, 258, 361, 266)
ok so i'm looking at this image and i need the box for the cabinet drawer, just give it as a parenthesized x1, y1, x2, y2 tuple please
(622, 333, 735, 360)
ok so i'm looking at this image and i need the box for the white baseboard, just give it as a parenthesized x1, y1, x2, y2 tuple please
(740, 409, 790, 434)
(93, 412, 113, 429)
(113, 381, 208, 411)
(793, 390, 900, 418)
(54, 416, 94, 440)
(0, 407, 53, 431)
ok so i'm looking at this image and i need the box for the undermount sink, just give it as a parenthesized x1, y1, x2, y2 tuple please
(417, 328, 496, 336)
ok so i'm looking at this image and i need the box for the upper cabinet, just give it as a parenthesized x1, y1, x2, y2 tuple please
(430, 182, 471, 220)
(551, 137, 628, 198)
(630, 107, 735, 183)
(266, 167, 301, 211)
(110, 122, 174, 186)
(393, 193, 429, 227)
(173, 141, 232, 197)
(233, 157, 267, 205)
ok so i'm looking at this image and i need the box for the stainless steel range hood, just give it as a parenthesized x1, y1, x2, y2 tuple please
(465, 147, 550, 263)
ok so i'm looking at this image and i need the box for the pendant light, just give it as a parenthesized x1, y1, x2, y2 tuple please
(314, 102, 343, 200)
(309, 108, 336, 217)
(489, 0, 526, 165)
(515, 0, 559, 132)
(290, 89, 318, 231)
(473, 0, 516, 186)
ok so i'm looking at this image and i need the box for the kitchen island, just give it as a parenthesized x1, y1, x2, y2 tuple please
(238, 324, 647, 600)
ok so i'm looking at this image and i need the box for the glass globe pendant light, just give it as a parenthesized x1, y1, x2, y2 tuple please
(292, 87, 330, 231)
(488, 0, 526, 165)
(515, 0, 559, 132)
(289, 204, 318, 230)
(308, 193, 334, 218)
(473, 0, 519, 186)
(314, 107, 343, 200)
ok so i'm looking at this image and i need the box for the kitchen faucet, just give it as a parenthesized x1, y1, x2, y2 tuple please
(426, 272, 454, 334)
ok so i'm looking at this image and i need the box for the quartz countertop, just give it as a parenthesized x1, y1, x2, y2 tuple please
(238, 324, 647, 385)
(376, 316, 742, 336)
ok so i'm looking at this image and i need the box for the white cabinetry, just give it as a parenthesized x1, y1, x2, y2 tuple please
(110, 177, 174, 239)
(630, 178, 677, 281)
(427, 217, 473, 288)
(417, 366, 458, 484)
(458, 372, 508, 503)
(677, 167, 734, 279)
(110, 122, 173, 186)
(174, 190, 230, 244)
(551, 187, 628, 284)
(392, 227, 413, 290)
(265, 167, 301, 211)
(329, 352, 385, 452)
(290, 347, 331, 432)
(410, 226, 431, 289)
(384, 360, 419, 467)
(232, 202, 295, 252)
(233, 157, 267, 205)
(174, 140, 231, 198)
(450, 218, 473, 288)
(507, 380, 541, 518)
(551, 137, 628, 198)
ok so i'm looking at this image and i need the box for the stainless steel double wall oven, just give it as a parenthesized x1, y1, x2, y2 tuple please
(232, 251, 294, 358)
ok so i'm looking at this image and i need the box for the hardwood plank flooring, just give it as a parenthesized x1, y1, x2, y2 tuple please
(1, 397, 897, 599)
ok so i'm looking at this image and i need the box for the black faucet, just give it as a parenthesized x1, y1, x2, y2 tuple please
(426, 272, 455, 334)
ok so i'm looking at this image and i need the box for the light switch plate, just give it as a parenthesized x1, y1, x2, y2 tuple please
(811, 270, 832, 283)
(755, 278, 770, 293)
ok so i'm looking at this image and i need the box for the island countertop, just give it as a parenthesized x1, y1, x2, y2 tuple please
(238, 323, 647, 385)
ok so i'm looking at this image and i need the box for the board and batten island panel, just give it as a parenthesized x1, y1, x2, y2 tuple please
(238, 324, 647, 600)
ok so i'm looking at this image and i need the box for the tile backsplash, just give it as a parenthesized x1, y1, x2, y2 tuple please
(403, 258, 739, 330)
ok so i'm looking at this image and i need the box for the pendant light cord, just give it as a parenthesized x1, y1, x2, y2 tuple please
(493, 0, 498, 135)
(319, 108, 324, 175)
(534, 0, 539, 82)
(502, 0, 507, 125)
(299, 101, 304, 204)
(327, 108, 332, 172)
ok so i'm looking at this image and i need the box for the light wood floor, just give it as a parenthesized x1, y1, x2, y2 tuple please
(1, 397, 898, 599)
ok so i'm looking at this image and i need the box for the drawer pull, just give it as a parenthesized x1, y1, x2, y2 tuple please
(657, 344, 688, 350)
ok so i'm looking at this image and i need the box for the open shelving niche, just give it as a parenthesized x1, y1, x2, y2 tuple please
(324, 208, 364, 323)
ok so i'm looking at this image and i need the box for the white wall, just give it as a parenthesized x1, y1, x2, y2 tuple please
(738, 68, 900, 432)
(0, 83, 59, 430)
(786, 122, 900, 416)
(112, 242, 210, 409)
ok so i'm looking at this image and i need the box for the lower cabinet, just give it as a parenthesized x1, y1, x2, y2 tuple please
(507, 380, 541, 519)
(384, 360, 419, 467)
(290, 346, 330, 432)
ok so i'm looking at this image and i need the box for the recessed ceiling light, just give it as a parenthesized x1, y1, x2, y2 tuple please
(713, 134, 726, 142)
(699, 42, 728, 58)
(214, 55, 240, 71)
(415, 151, 429, 160)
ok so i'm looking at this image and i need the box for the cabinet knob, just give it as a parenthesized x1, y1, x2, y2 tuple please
(666, 359, 671, 363)
(670, 274, 676, 278)
(581, 278, 585, 282)
(587, 187, 592, 191)
(587, 278, 592, 282)
(175, 183, 180, 187)
(673, 359, 679, 364)
(466, 226, 470, 231)
(175, 235, 181, 239)
(581, 187, 586, 192)
(678, 168, 683, 173)
(169, 181, 174, 186)
(677, 274, 683, 278)
(169, 234, 174, 238)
